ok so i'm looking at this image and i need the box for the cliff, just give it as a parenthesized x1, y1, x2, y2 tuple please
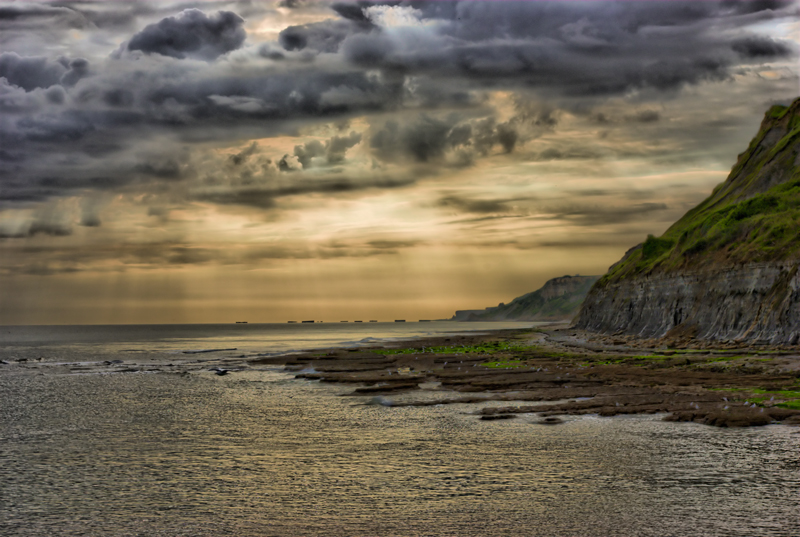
(453, 275, 599, 322)
(575, 97, 800, 343)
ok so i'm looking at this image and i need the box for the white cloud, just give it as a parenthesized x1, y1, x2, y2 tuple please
(364, 5, 435, 29)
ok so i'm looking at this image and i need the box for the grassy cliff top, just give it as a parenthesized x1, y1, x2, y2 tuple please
(600, 97, 800, 286)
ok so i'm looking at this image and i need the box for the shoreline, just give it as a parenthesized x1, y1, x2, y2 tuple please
(3, 322, 798, 428)
(250, 324, 800, 428)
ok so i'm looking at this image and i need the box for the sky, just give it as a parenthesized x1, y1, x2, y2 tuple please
(0, 0, 798, 324)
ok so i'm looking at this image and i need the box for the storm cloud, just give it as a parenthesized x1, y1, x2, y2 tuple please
(127, 9, 246, 60)
(0, 52, 88, 91)
(0, 0, 797, 318)
(0, 0, 795, 210)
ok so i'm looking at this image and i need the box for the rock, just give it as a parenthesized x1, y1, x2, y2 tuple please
(575, 264, 800, 344)
(781, 414, 800, 425)
(349, 382, 419, 395)
(480, 414, 517, 421)
(537, 416, 564, 425)
(664, 408, 773, 427)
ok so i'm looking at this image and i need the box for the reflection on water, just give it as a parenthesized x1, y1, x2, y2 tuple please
(2, 367, 798, 537)
(0, 322, 539, 359)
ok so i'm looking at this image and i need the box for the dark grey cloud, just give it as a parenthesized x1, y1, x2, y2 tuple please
(0, 220, 71, 238)
(257, 44, 286, 61)
(102, 88, 134, 107)
(496, 123, 518, 153)
(330, 2, 375, 23)
(340, 32, 395, 67)
(326, 131, 362, 163)
(627, 110, 661, 123)
(16, 112, 95, 143)
(207, 130, 359, 180)
(79, 213, 101, 228)
(367, 239, 421, 249)
(0, 0, 796, 212)
(59, 58, 89, 87)
(371, 116, 450, 162)
(45, 85, 66, 104)
(328, 0, 797, 96)
(133, 157, 188, 180)
(242, 239, 412, 262)
(132, 68, 394, 127)
(547, 202, 670, 226)
(192, 174, 416, 209)
(437, 195, 513, 214)
(0, 63, 395, 203)
(0, 206, 73, 238)
(725, 0, 790, 15)
(279, 17, 370, 53)
(0, 240, 221, 275)
(127, 9, 246, 60)
(228, 142, 259, 166)
(370, 115, 519, 163)
(0, 4, 88, 29)
(293, 139, 325, 169)
(0, 53, 81, 91)
(528, 144, 605, 162)
(731, 36, 794, 58)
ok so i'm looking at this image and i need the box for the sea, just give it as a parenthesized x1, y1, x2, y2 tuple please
(1, 322, 798, 537)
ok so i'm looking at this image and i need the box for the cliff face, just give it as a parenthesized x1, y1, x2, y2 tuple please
(455, 275, 599, 322)
(575, 97, 800, 343)
(578, 263, 800, 343)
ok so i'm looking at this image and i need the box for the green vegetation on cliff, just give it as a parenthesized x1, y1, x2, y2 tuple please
(600, 97, 800, 285)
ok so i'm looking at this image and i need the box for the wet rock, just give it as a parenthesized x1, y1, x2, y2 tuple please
(537, 416, 564, 425)
(781, 414, 800, 425)
(348, 383, 419, 395)
(664, 408, 773, 427)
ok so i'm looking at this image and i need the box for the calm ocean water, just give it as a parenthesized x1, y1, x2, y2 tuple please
(0, 321, 538, 361)
(1, 323, 798, 536)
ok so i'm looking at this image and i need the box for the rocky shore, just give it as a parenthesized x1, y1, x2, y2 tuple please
(251, 325, 800, 428)
(4, 325, 798, 428)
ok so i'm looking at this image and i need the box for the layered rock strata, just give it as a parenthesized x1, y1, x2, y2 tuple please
(577, 262, 800, 344)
